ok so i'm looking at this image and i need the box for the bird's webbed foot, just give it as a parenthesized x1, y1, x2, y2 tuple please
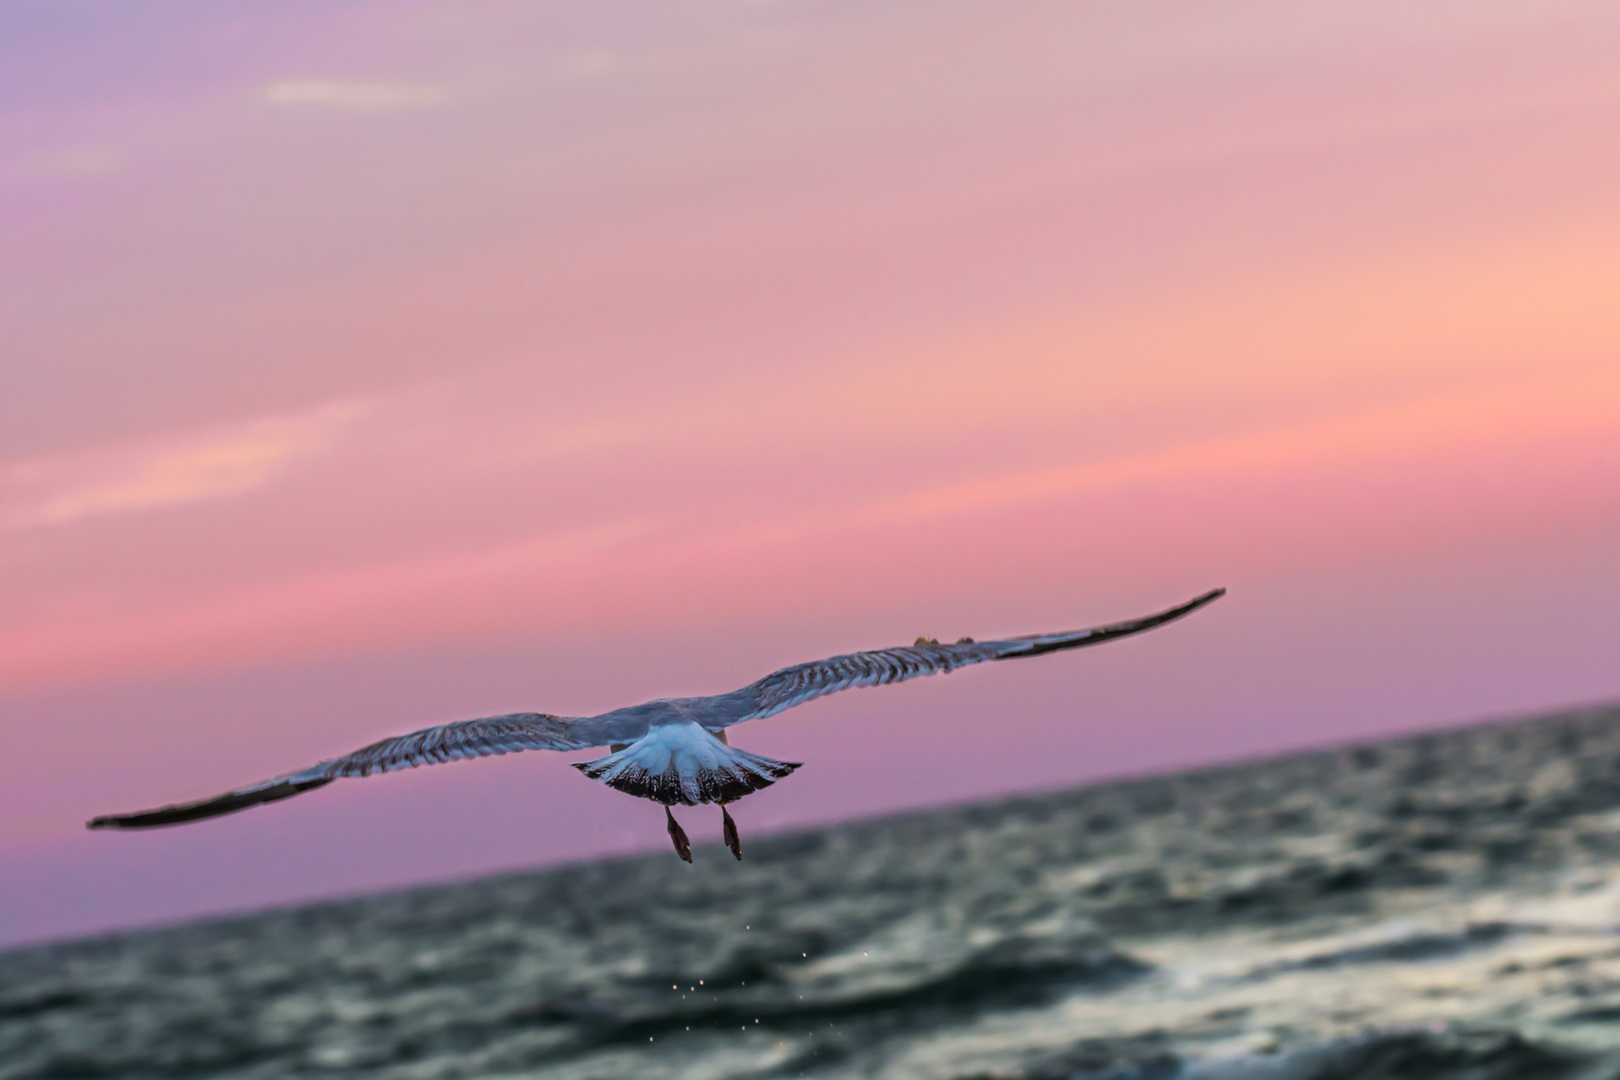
(721, 803, 742, 860)
(665, 805, 692, 863)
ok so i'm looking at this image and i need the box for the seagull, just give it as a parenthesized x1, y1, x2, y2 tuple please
(88, 588, 1223, 861)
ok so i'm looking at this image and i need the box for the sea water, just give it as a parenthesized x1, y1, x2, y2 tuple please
(5, 705, 1620, 1079)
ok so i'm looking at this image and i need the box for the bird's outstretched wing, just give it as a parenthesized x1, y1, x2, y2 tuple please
(88, 590, 1223, 829)
(727, 588, 1224, 724)
(87, 712, 594, 829)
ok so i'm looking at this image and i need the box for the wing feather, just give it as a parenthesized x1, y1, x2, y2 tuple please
(87, 590, 1224, 829)
(87, 712, 593, 830)
(735, 588, 1223, 723)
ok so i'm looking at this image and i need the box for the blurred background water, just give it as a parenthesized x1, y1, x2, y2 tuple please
(6, 703, 1620, 1080)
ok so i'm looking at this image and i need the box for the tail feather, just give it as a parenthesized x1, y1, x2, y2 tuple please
(572, 723, 799, 806)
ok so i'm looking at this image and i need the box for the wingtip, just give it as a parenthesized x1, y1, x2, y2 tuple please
(86, 813, 142, 830)
(86, 814, 137, 830)
(1145, 586, 1226, 627)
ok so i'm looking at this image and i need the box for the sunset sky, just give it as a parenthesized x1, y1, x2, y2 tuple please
(3, 0, 1618, 946)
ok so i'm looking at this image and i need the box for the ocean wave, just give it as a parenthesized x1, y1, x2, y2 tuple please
(1180, 1028, 1613, 1080)
(987, 1028, 1612, 1080)
(6, 705, 1620, 1080)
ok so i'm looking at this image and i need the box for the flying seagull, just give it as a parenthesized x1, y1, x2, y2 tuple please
(89, 588, 1223, 861)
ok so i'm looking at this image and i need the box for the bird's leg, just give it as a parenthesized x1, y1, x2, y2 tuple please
(721, 802, 742, 860)
(665, 805, 693, 863)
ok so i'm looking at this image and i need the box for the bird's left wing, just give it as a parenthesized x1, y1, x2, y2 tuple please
(88, 712, 598, 829)
(719, 588, 1224, 725)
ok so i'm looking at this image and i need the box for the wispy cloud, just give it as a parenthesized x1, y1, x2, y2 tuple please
(0, 401, 365, 531)
(263, 79, 445, 112)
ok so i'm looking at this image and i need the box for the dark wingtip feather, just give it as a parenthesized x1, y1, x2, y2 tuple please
(1170, 587, 1225, 618)
(1092, 585, 1226, 639)
(1010, 587, 1226, 659)
(86, 776, 334, 830)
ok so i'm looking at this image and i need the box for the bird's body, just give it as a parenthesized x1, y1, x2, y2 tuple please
(89, 588, 1224, 860)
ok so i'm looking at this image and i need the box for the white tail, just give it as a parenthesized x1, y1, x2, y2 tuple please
(571, 723, 800, 806)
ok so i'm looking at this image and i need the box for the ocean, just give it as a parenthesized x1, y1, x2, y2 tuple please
(5, 704, 1620, 1080)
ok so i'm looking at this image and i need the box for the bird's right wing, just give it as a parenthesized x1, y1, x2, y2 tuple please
(87, 712, 599, 829)
(725, 588, 1224, 725)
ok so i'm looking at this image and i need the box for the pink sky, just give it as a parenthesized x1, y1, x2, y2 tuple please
(2, 0, 1618, 946)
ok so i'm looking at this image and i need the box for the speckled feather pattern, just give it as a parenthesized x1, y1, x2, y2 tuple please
(88, 589, 1222, 827)
(570, 723, 799, 806)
